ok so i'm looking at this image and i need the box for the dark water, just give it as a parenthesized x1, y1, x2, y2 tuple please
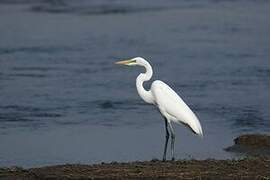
(0, 0, 270, 167)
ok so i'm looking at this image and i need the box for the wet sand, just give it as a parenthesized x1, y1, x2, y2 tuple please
(1, 158, 269, 180)
(1, 134, 269, 180)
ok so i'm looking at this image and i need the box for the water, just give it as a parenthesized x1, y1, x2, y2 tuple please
(0, 0, 270, 168)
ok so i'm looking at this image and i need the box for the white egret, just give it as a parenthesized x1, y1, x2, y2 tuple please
(115, 57, 203, 161)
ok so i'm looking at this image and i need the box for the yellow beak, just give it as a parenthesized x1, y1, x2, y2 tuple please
(114, 59, 132, 65)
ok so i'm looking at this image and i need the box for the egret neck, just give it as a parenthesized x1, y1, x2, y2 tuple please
(136, 61, 154, 104)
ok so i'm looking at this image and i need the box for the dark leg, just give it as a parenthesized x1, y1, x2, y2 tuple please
(163, 119, 170, 161)
(168, 122, 175, 161)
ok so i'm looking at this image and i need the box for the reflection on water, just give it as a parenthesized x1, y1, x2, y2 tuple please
(0, 0, 270, 167)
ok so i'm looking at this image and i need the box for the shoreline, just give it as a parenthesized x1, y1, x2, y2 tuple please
(1, 134, 269, 179)
(1, 158, 269, 179)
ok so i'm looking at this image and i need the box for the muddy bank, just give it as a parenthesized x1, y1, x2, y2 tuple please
(1, 158, 270, 180)
(1, 134, 270, 179)
(225, 134, 270, 157)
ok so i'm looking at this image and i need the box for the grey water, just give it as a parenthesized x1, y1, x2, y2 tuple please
(0, 0, 270, 168)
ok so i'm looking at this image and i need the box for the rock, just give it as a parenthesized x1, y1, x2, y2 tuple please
(234, 134, 270, 147)
(225, 134, 270, 157)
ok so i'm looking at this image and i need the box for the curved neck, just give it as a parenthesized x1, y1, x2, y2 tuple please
(136, 62, 154, 104)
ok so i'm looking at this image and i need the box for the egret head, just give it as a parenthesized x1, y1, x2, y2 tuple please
(115, 57, 147, 66)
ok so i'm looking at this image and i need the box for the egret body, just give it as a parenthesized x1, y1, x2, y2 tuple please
(115, 57, 203, 161)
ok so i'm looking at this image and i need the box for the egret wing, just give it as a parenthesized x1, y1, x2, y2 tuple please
(151, 80, 203, 136)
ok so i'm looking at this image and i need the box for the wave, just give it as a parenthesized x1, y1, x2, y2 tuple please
(0, 46, 76, 55)
(79, 99, 146, 110)
(7, 0, 203, 15)
(0, 105, 62, 123)
(0, 0, 43, 4)
(197, 104, 270, 131)
(30, 4, 170, 15)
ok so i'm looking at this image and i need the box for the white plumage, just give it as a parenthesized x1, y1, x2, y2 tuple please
(115, 57, 203, 161)
(151, 80, 203, 136)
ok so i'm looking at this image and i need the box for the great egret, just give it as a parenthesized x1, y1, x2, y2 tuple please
(115, 57, 203, 161)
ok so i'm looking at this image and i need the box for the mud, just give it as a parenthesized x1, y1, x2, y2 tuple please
(225, 134, 270, 157)
(1, 134, 270, 180)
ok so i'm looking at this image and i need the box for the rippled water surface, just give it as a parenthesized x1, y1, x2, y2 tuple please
(0, 0, 270, 167)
